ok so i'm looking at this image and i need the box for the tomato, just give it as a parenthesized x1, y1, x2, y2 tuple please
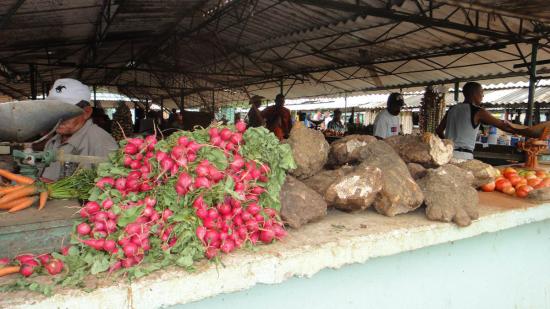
(535, 170, 547, 178)
(502, 186, 516, 196)
(527, 178, 542, 188)
(480, 182, 495, 192)
(495, 179, 512, 192)
(503, 171, 518, 179)
(540, 177, 550, 188)
(495, 176, 505, 183)
(515, 178, 528, 189)
(503, 167, 517, 174)
(516, 185, 534, 198)
(525, 174, 538, 180)
(508, 175, 523, 186)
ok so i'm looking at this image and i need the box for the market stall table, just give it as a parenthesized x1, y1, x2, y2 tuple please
(0, 192, 549, 308)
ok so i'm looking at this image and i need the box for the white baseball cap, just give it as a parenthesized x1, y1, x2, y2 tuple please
(46, 78, 91, 105)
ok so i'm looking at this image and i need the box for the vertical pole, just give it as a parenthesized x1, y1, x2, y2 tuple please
(526, 40, 539, 126)
(180, 89, 185, 112)
(93, 85, 98, 107)
(29, 64, 37, 100)
(160, 97, 165, 126)
(454, 82, 459, 102)
(280, 78, 284, 95)
(145, 98, 149, 115)
(344, 92, 348, 122)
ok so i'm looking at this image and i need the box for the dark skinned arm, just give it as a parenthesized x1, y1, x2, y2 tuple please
(435, 112, 447, 139)
(475, 108, 514, 133)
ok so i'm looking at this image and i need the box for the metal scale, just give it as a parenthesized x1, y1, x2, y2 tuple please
(0, 100, 107, 178)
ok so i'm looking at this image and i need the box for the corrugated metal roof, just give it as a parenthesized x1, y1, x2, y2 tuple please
(0, 0, 548, 108)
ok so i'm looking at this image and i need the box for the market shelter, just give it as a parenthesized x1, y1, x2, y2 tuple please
(0, 193, 549, 308)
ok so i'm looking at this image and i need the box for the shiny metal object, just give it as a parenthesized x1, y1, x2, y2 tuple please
(0, 100, 83, 142)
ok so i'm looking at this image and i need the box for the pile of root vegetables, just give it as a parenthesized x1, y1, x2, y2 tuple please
(0, 122, 295, 292)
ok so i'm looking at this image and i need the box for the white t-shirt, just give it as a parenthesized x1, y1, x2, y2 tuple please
(373, 110, 400, 138)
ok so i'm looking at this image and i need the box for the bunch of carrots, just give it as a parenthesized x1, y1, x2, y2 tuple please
(0, 169, 47, 213)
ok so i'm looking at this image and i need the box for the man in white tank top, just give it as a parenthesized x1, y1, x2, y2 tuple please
(436, 82, 515, 160)
(373, 93, 404, 139)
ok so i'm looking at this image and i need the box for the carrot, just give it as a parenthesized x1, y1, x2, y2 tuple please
(38, 191, 48, 210)
(0, 266, 20, 277)
(0, 197, 29, 210)
(0, 169, 35, 185)
(8, 197, 37, 213)
(0, 185, 37, 204)
(0, 185, 24, 196)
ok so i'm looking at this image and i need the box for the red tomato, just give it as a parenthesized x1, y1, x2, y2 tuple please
(508, 175, 523, 186)
(516, 185, 534, 198)
(514, 178, 528, 189)
(503, 171, 518, 179)
(480, 182, 496, 192)
(495, 179, 512, 192)
(527, 178, 542, 188)
(503, 167, 517, 174)
(535, 170, 547, 178)
(502, 186, 516, 196)
(541, 177, 550, 188)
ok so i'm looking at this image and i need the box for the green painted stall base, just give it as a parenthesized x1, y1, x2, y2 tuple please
(0, 200, 79, 258)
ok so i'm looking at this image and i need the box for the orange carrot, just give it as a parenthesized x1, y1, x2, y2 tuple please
(0, 169, 35, 185)
(38, 191, 48, 210)
(0, 185, 37, 205)
(0, 185, 24, 196)
(0, 266, 20, 277)
(8, 197, 37, 213)
(0, 197, 29, 210)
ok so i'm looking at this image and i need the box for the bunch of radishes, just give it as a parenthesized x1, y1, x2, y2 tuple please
(73, 121, 288, 272)
(1, 252, 64, 277)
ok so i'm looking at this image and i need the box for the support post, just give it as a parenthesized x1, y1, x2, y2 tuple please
(526, 41, 539, 126)
(93, 85, 98, 107)
(29, 64, 36, 100)
(160, 97, 165, 126)
(454, 82, 459, 102)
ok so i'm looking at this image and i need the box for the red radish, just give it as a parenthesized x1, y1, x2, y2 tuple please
(251, 186, 265, 195)
(230, 155, 245, 171)
(80, 208, 90, 218)
(236, 121, 247, 133)
(122, 258, 135, 268)
(94, 211, 109, 222)
(208, 166, 224, 182)
(102, 199, 114, 210)
(247, 203, 261, 215)
(249, 231, 259, 244)
(196, 226, 207, 242)
(196, 208, 208, 220)
(234, 182, 245, 192)
(109, 261, 122, 273)
(162, 209, 173, 220)
(208, 208, 219, 219)
(171, 145, 186, 158)
(241, 212, 252, 221)
(220, 239, 235, 253)
(219, 128, 232, 141)
(107, 211, 117, 220)
(123, 243, 138, 257)
(143, 205, 154, 217)
(187, 153, 197, 162)
(37, 254, 51, 265)
(145, 135, 157, 149)
(123, 155, 133, 167)
(0, 257, 9, 266)
(160, 158, 175, 171)
(260, 229, 275, 244)
(195, 164, 209, 177)
(187, 141, 202, 153)
(124, 143, 138, 155)
(103, 240, 117, 252)
(245, 220, 259, 232)
(272, 224, 287, 239)
(177, 173, 193, 189)
(105, 220, 117, 233)
(210, 135, 222, 146)
(141, 239, 151, 251)
(146, 151, 154, 158)
(20, 264, 35, 277)
(218, 203, 231, 215)
(140, 165, 151, 174)
(264, 208, 276, 218)
(176, 185, 188, 196)
(150, 212, 160, 222)
(135, 153, 144, 161)
(156, 151, 168, 162)
(128, 171, 141, 179)
(233, 215, 244, 226)
(83, 239, 105, 250)
(177, 136, 189, 146)
(209, 127, 219, 138)
(259, 175, 269, 183)
(205, 247, 218, 259)
(237, 226, 248, 239)
(230, 133, 242, 145)
(92, 230, 107, 239)
(126, 178, 140, 192)
(44, 259, 64, 275)
(77, 222, 91, 235)
(140, 182, 152, 192)
(115, 177, 127, 191)
(129, 160, 140, 170)
(194, 177, 211, 188)
(205, 230, 220, 244)
(96, 177, 115, 189)
(60, 246, 70, 256)
(85, 201, 100, 214)
(193, 195, 205, 208)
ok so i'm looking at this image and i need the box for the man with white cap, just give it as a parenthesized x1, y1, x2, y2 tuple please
(41, 79, 118, 181)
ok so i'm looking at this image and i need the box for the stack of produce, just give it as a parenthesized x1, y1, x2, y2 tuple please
(419, 86, 446, 134)
(111, 102, 134, 141)
(481, 167, 550, 198)
(0, 122, 295, 292)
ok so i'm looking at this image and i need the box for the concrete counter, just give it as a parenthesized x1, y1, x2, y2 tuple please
(1, 192, 549, 308)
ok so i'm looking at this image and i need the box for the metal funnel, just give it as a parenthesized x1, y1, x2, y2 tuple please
(0, 100, 84, 142)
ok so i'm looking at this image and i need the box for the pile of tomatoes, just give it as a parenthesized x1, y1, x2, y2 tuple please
(480, 167, 550, 198)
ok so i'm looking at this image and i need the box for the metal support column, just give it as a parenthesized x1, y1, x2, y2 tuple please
(93, 85, 98, 107)
(454, 82, 459, 102)
(29, 64, 36, 99)
(526, 41, 539, 126)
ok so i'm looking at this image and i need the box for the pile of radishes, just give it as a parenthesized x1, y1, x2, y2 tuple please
(0, 252, 65, 277)
(73, 121, 289, 273)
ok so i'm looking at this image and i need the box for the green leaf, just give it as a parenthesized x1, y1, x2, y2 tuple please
(90, 256, 110, 275)
(175, 255, 193, 267)
(199, 147, 228, 170)
(117, 206, 143, 227)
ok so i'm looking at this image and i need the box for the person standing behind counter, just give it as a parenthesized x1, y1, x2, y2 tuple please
(262, 94, 292, 141)
(246, 95, 266, 128)
(327, 109, 346, 133)
(436, 81, 516, 160)
(41, 79, 118, 182)
(373, 93, 404, 139)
